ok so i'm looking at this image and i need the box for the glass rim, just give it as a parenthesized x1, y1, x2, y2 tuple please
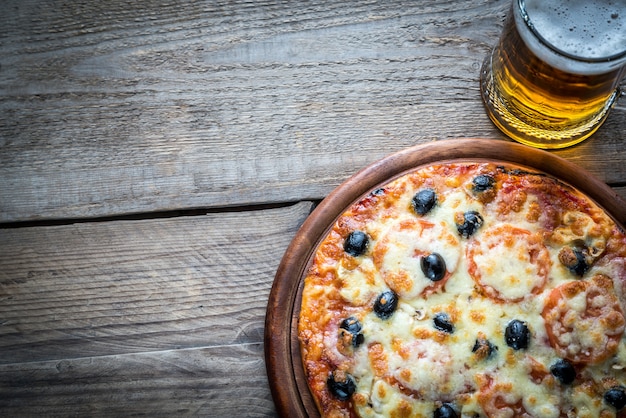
(517, 0, 626, 64)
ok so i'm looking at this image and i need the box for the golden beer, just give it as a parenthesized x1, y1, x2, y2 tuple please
(481, 0, 626, 149)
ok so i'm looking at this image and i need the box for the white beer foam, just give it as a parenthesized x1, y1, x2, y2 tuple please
(523, 0, 625, 60)
(516, 0, 626, 74)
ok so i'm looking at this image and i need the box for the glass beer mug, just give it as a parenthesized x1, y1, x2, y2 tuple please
(480, 0, 626, 149)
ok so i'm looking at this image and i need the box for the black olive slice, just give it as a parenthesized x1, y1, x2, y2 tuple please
(327, 372, 356, 401)
(505, 319, 530, 350)
(456, 211, 484, 238)
(374, 290, 398, 320)
(604, 386, 626, 410)
(433, 312, 454, 333)
(339, 317, 364, 348)
(412, 188, 437, 216)
(434, 403, 458, 418)
(472, 338, 497, 359)
(472, 174, 496, 193)
(558, 246, 590, 276)
(421, 253, 446, 282)
(343, 230, 369, 257)
(550, 359, 576, 385)
(570, 248, 590, 276)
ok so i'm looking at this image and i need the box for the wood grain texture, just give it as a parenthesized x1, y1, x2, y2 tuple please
(2, 0, 623, 222)
(0, 201, 313, 365)
(0, 343, 276, 417)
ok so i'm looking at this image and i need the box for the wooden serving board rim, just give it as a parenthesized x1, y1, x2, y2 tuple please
(264, 138, 626, 418)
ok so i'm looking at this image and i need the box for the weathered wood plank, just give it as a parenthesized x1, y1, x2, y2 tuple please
(0, 343, 277, 417)
(2, 0, 622, 222)
(0, 201, 313, 364)
(616, 187, 626, 204)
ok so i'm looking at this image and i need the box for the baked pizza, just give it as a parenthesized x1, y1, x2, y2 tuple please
(298, 162, 626, 418)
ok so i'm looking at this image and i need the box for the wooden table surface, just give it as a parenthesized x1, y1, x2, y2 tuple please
(1, 0, 624, 416)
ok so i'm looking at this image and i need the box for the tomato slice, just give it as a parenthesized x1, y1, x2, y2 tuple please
(542, 275, 625, 364)
(467, 224, 551, 301)
(477, 376, 533, 418)
(373, 218, 460, 299)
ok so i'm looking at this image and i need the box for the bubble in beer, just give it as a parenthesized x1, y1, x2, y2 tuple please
(522, 0, 625, 60)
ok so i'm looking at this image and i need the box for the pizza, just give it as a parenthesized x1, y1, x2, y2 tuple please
(297, 162, 626, 418)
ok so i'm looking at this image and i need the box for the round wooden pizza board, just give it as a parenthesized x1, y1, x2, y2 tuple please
(264, 138, 626, 418)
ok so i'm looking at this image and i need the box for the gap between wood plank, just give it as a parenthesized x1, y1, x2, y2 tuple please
(0, 200, 322, 229)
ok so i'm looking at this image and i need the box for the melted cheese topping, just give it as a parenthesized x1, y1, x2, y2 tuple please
(299, 163, 626, 418)
(468, 224, 551, 301)
(373, 217, 461, 299)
